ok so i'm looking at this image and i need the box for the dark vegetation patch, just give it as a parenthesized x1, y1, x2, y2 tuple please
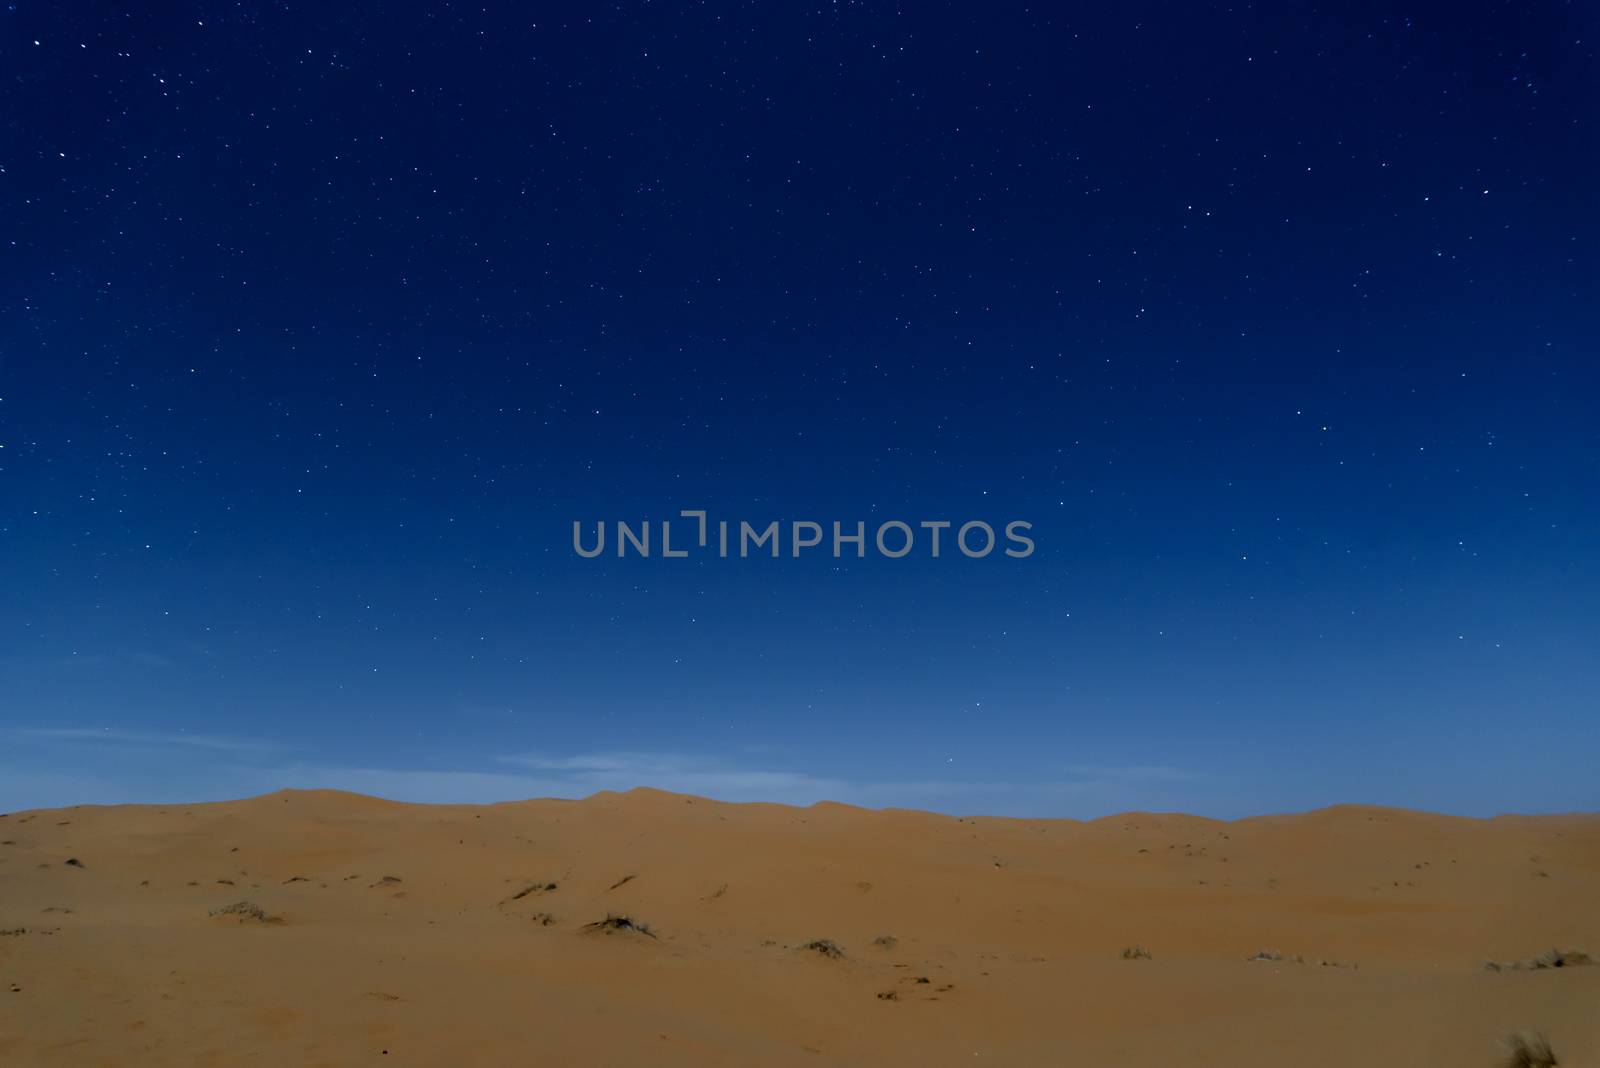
(800, 939, 845, 959)
(872, 935, 898, 950)
(1485, 949, 1592, 973)
(1246, 950, 1302, 963)
(209, 900, 279, 924)
(63, 858, 83, 868)
(1122, 944, 1152, 960)
(1502, 1032, 1559, 1068)
(509, 882, 557, 900)
(582, 914, 656, 938)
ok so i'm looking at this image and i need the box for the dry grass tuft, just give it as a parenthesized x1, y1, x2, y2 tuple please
(209, 900, 278, 924)
(508, 881, 557, 901)
(1485, 948, 1592, 972)
(1502, 1032, 1558, 1068)
(582, 914, 656, 938)
(801, 938, 845, 959)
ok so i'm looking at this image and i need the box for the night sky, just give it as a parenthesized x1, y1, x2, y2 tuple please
(3, 2, 1596, 817)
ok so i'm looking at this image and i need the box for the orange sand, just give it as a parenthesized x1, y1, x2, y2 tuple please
(1, 788, 1595, 1066)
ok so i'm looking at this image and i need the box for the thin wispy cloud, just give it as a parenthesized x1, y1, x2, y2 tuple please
(498, 751, 857, 803)
(494, 751, 1210, 811)
(3, 727, 286, 755)
(1049, 764, 1202, 790)
(3, 650, 177, 671)
(0, 731, 1213, 816)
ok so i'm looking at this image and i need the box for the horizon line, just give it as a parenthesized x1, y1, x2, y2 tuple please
(6, 785, 1596, 824)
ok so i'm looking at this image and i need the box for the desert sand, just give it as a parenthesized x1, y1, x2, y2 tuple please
(0, 788, 1595, 1066)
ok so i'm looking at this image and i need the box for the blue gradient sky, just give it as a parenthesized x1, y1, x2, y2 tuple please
(2, 1, 1596, 816)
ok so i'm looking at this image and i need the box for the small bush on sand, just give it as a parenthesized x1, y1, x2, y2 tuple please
(582, 914, 656, 938)
(1528, 948, 1590, 969)
(801, 939, 845, 959)
(1485, 948, 1592, 972)
(209, 901, 277, 924)
(1502, 1032, 1558, 1068)
(1122, 944, 1152, 960)
(1246, 949, 1303, 963)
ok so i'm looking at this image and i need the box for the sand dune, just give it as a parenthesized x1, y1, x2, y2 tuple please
(1, 788, 1595, 1066)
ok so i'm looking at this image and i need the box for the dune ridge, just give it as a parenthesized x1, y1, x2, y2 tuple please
(2, 787, 1596, 1065)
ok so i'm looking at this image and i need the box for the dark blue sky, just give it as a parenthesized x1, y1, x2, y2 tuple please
(2, 2, 1596, 816)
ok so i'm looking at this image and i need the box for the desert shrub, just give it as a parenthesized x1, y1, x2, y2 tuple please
(1502, 1032, 1558, 1068)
